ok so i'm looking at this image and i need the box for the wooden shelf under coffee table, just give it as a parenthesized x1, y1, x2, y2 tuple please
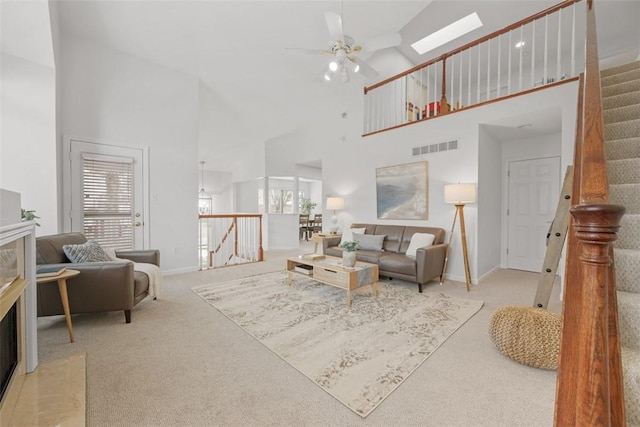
(286, 255, 380, 307)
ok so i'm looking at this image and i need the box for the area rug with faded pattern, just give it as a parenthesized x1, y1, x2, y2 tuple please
(192, 271, 483, 417)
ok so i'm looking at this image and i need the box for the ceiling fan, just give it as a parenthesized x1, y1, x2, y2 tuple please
(293, 10, 401, 83)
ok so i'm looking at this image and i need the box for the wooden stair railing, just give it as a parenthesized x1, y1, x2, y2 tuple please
(199, 214, 264, 269)
(554, 0, 626, 425)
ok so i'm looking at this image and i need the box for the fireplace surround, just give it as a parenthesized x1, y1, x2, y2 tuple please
(0, 220, 37, 424)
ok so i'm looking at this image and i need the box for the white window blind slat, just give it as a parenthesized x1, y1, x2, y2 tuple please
(82, 157, 134, 250)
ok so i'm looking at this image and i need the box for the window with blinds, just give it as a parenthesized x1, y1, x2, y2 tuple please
(82, 154, 134, 250)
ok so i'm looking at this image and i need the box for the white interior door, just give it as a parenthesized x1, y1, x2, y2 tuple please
(64, 139, 148, 250)
(507, 157, 560, 272)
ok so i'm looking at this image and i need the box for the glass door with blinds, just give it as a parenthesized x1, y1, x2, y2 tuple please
(65, 139, 148, 250)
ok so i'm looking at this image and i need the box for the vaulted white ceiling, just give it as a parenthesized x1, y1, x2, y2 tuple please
(50, 0, 640, 171)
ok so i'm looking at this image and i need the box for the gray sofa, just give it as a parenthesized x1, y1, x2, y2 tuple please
(323, 223, 447, 292)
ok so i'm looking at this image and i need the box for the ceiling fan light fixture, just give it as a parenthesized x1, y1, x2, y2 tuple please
(341, 67, 349, 83)
(324, 72, 332, 81)
(329, 61, 338, 72)
(354, 64, 360, 73)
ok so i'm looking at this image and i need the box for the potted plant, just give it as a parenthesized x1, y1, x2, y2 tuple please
(300, 198, 317, 215)
(21, 209, 40, 226)
(339, 240, 360, 268)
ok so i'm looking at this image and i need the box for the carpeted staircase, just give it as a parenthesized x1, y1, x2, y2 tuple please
(602, 60, 640, 425)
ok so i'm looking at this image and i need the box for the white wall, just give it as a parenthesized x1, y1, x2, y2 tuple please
(234, 179, 259, 213)
(59, 36, 200, 272)
(477, 126, 503, 280)
(0, 0, 58, 236)
(203, 170, 233, 213)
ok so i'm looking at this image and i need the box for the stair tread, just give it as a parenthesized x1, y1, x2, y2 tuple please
(603, 90, 640, 110)
(602, 61, 640, 77)
(602, 79, 640, 98)
(601, 68, 640, 88)
(603, 104, 640, 124)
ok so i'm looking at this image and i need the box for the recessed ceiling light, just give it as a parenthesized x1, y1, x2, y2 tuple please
(515, 41, 525, 48)
(411, 12, 483, 55)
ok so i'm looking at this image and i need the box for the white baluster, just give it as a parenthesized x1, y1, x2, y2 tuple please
(459, 53, 463, 109)
(508, 31, 512, 95)
(497, 35, 502, 98)
(571, 3, 576, 77)
(519, 26, 524, 91)
(531, 20, 536, 88)
(468, 48, 472, 107)
(477, 44, 482, 103)
(557, 8, 562, 81)
(487, 39, 491, 101)
(543, 14, 548, 85)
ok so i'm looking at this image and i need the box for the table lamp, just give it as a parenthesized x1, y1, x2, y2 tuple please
(442, 183, 477, 291)
(326, 197, 344, 233)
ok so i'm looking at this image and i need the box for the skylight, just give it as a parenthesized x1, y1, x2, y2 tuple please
(411, 12, 483, 55)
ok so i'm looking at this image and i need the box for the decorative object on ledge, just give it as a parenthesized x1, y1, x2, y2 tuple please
(442, 183, 476, 291)
(326, 197, 344, 233)
(198, 161, 212, 215)
(376, 161, 429, 220)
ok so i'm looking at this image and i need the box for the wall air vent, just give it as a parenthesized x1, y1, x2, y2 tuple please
(412, 139, 459, 156)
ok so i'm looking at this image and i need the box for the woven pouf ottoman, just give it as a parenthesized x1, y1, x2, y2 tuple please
(489, 305, 561, 370)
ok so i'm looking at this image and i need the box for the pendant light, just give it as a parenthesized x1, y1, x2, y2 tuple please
(198, 161, 212, 215)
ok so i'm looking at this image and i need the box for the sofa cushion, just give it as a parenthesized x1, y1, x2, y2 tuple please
(405, 233, 435, 257)
(373, 225, 405, 253)
(36, 232, 87, 264)
(340, 228, 366, 245)
(379, 253, 417, 276)
(63, 241, 111, 263)
(354, 250, 385, 265)
(353, 233, 385, 251)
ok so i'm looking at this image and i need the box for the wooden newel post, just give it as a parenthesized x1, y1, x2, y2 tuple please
(557, 203, 626, 426)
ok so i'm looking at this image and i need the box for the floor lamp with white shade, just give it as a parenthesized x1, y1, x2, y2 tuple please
(442, 183, 477, 291)
(326, 197, 344, 233)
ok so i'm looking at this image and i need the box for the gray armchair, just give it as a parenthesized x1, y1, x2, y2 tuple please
(35, 232, 160, 323)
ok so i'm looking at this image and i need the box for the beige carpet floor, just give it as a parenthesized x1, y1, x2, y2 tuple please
(193, 271, 483, 417)
(37, 242, 562, 426)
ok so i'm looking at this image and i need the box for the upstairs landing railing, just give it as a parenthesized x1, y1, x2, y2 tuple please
(199, 214, 264, 269)
(363, 0, 584, 136)
(554, 0, 625, 425)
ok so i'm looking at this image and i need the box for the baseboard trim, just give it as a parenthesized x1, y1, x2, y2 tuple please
(162, 266, 200, 276)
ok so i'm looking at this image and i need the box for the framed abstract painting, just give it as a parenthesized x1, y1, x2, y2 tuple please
(376, 161, 429, 220)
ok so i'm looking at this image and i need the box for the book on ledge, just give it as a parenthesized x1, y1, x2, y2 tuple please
(294, 264, 313, 275)
(36, 266, 67, 278)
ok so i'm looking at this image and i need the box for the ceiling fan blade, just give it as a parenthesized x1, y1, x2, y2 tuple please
(324, 11, 344, 42)
(285, 47, 328, 55)
(361, 33, 401, 52)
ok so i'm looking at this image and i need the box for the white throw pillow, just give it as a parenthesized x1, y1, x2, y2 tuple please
(340, 228, 366, 245)
(405, 233, 435, 257)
